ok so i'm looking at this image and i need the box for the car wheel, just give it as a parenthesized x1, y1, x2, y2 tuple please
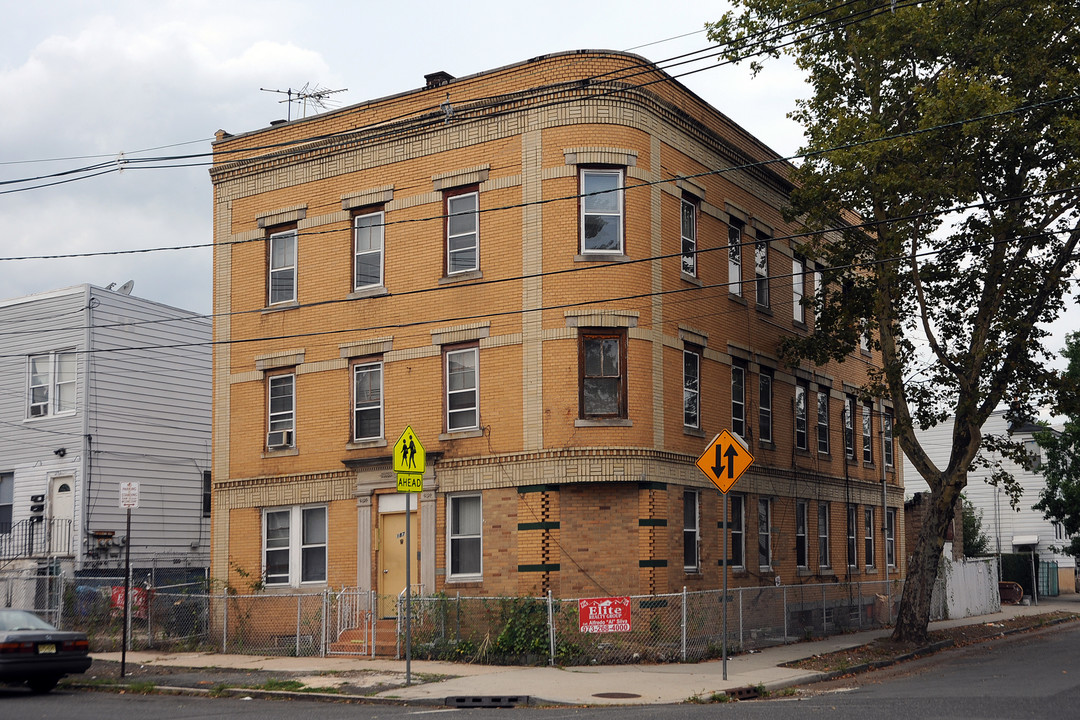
(27, 676, 59, 693)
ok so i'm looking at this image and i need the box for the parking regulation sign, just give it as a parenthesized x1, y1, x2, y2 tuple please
(119, 481, 139, 509)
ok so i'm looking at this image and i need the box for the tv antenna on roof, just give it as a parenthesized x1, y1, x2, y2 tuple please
(260, 83, 347, 121)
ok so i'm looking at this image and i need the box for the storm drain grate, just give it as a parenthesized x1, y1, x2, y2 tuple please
(593, 692, 642, 699)
(445, 696, 529, 708)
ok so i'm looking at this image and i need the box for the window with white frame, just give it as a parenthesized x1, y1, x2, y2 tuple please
(448, 494, 482, 578)
(683, 348, 700, 429)
(202, 470, 211, 519)
(267, 374, 295, 448)
(729, 494, 745, 568)
(795, 500, 808, 568)
(731, 362, 746, 438)
(817, 390, 830, 454)
(1023, 438, 1042, 471)
(758, 497, 772, 569)
(793, 256, 806, 323)
(728, 221, 743, 295)
(268, 228, 298, 304)
(353, 362, 383, 441)
(847, 505, 857, 567)
(581, 331, 626, 419)
(758, 370, 773, 443)
(883, 412, 894, 468)
(795, 382, 808, 450)
(813, 270, 823, 323)
(862, 403, 873, 464)
(0, 472, 12, 534)
(864, 506, 876, 568)
(886, 508, 896, 567)
(818, 502, 831, 567)
(684, 490, 700, 571)
(755, 234, 770, 307)
(580, 169, 623, 254)
(27, 351, 76, 418)
(445, 347, 479, 431)
(446, 190, 479, 274)
(263, 505, 326, 586)
(354, 211, 384, 289)
(681, 197, 697, 276)
(844, 395, 856, 459)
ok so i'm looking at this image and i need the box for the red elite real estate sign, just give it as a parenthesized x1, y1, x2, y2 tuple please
(578, 596, 632, 634)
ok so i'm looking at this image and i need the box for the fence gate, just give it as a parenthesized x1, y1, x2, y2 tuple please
(328, 587, 375, 656)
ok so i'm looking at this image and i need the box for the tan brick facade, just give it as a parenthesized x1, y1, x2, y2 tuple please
(210, 51, 905, 611)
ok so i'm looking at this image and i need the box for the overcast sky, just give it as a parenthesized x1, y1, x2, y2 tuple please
(1, 1, 1075, 380)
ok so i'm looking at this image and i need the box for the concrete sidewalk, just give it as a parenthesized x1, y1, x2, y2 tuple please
(91, 594, 1080, 706)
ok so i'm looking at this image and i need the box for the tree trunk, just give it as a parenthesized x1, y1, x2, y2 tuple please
(892, 482, 962, 643)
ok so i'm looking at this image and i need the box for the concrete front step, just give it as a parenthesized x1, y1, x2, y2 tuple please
(329, 619, 400, 657)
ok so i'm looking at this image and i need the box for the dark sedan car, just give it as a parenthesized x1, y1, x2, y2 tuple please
(0, 609, 92, 693)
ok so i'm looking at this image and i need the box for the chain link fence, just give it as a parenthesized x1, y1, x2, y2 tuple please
(2, 569, 904, 664)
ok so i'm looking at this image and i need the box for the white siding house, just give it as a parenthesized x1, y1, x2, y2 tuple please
(904, 408, 1075, 594)
(0, 285, 211, 573)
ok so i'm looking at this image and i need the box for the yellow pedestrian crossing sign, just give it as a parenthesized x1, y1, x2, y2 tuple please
(695, 430, 754, 494)
(393, 426, 425, 491)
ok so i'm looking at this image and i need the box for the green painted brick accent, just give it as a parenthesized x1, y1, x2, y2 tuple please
(518, 521, 560, 531)
(518, 563, 560, 573)
(517, 484, 561, 494)
(639, 599, 669, 609)
(638, 481, 667, 490)
(638, 518, 667, 527)
(639, 559, 668, 568)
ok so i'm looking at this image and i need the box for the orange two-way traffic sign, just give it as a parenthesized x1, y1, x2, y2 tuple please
(695, 430, 755, 494)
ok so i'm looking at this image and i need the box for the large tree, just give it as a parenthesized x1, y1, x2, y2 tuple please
(708, 1, 1080, 641)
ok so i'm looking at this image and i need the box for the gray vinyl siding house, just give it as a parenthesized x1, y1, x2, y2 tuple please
(0, 285, 210, 573)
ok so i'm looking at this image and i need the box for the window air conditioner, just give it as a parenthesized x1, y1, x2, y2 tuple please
(267, 430, 293, 449)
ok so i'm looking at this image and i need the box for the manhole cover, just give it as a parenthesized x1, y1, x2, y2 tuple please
(592, 692, 642, 699)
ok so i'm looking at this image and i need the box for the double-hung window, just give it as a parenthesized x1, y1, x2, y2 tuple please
(729, 495, 745, 568)
(758, 498, 772, 569)
(795, 382, 808, 450)
(882, 412, 895, 468)
(758, 371, 773, 443)
(267, 374, 295, 449)
(268, 229, 297, 305)
(862, 404, 873, 464)
(793, 256, 806, 323)
(445, 347, 479, 431)
(865, 507, 876, 568)
(683, 348, 700, 429)
(844, 395, 856, 459)
(684, 490, 700, 571)
(264, 505, 326, 586)
(818, 502, 831, 568)
(581, 331, 626, 419)
(580, 169, 623, 254)
(353, 362, 383, 441)
(0, 472, 12, 534)
(795, 500, 808, 568)
(755, 234, 770, 307)
(728, 221, 743, 295)
(817, 391, 830, 454)
(731, 362, 746, 437)
(446, 189, 479, 274)
(681, 197, 697, 276)
(886, 508, 896, 567)
(847, 505, 858, 567)
(27, 351, 76, 418)
(354, 211, 384, 289)
(448, 494, 482, 579)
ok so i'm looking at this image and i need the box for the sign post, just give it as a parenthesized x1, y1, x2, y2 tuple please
(695, 431, 754, 681)
(118, 481, 139, 678)
(392, 426, 425, 686)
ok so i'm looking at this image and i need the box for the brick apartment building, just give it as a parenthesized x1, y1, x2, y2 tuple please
(209, 50, 904, 610)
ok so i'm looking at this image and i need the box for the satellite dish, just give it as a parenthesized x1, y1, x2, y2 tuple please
(116, 280, 135, 295)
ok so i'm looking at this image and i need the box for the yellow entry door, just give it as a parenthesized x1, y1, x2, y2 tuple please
(377, 510, 418, 617)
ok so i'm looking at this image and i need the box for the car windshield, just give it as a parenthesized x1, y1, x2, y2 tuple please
(0, 609, 57, 631)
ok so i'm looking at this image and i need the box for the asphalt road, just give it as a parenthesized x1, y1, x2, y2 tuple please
(2, 623, 1077, 719)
